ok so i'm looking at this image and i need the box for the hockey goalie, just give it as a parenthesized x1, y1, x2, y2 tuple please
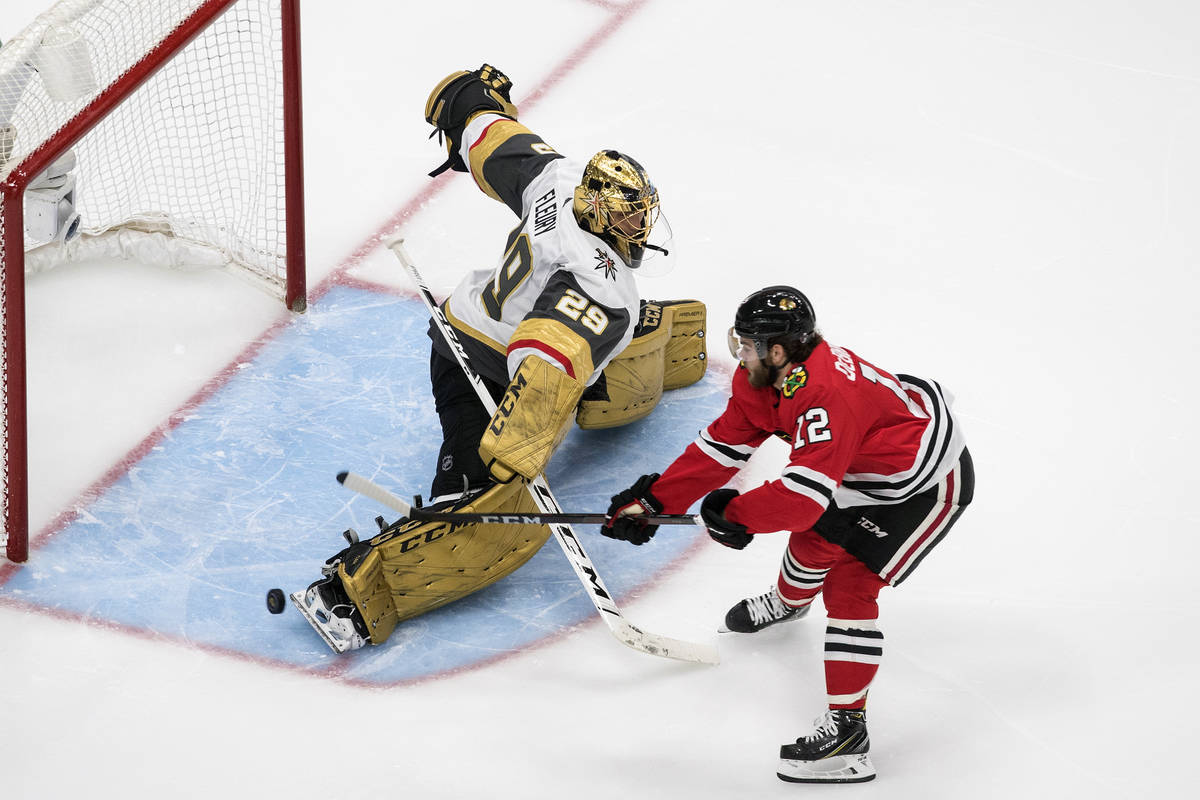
(292, 64, 708, 652)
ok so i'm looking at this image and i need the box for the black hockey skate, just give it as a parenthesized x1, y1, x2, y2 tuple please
(720, 588, 809, 633)
(290, 574, 369, 654)
(777, 709, 875, 784)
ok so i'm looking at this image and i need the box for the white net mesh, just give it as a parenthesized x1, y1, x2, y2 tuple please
(2, 0, 290, 280)
(1, 0, 299, 559)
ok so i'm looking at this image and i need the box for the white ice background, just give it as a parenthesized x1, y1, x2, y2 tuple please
(3, 1, 1198, 797)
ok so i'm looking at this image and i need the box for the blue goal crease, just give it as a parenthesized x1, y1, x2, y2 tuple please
(0, 285, 729, 685)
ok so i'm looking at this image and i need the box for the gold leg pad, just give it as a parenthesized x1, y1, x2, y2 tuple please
(337, 481, 551, 645)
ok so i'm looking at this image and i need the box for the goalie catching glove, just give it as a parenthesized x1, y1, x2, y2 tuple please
(602, 473, 664, 545)
(424, 63, 517, 176)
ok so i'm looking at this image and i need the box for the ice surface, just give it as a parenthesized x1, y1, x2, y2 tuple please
(2, 1, 1197, 798)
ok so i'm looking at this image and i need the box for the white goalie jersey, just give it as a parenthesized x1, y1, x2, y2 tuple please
(434, 112, 641, 388)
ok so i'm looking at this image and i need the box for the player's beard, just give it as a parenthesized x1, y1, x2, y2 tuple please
(745, 360, 777, 388)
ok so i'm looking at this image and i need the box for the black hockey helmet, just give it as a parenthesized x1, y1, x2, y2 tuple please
(727, 285, 816, 360)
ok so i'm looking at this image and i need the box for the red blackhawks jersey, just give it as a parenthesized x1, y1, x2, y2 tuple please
(651, 341, 966, 535)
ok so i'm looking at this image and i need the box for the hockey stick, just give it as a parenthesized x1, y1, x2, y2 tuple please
(337, 471, 701, 527)
(384, 237, 718, 665)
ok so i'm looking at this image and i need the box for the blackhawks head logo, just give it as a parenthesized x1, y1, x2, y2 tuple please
(782, 366, 808, 398)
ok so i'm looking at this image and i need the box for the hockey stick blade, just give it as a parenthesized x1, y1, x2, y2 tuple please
(337, 471, 698, 526)
(385, 240, 719, 665)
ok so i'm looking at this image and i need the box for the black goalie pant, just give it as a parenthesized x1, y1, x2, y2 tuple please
(429, 348, 506, 500)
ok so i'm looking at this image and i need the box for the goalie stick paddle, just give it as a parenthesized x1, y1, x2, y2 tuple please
(381, 237, 719, 666)
(336, 471, 701, 526)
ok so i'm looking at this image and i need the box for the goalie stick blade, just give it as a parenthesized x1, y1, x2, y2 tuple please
(611, 619, 720, 665)
(289, 591, 351, 655)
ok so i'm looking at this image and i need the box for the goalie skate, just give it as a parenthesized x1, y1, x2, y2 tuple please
(290, 576, 369, 654)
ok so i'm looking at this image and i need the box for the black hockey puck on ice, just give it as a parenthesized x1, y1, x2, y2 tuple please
(266, 588, 286, 614)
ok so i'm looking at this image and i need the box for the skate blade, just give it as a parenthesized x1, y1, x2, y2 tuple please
(289, 590, 351, 654)
(777, 753, 876, 784)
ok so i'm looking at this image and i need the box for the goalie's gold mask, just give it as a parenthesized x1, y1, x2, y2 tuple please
(572, 150, 663, 269)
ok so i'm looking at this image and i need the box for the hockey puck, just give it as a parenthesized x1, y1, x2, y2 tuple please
(266, 588, 286, 615)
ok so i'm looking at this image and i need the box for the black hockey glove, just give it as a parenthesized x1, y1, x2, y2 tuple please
(424, 63, 517, 176)
(700, 489, 753, 550)
(602, 473, 664, 546)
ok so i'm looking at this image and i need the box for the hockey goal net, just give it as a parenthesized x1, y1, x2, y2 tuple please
(0, 0, 306, 562)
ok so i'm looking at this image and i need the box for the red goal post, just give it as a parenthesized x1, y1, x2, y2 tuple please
(0, 0, 306, 562)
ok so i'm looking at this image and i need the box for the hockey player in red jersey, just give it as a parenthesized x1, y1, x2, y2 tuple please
(602, 286, 974, 783)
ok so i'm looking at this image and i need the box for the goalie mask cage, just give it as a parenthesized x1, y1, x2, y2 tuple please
(0, 0, 306, 563)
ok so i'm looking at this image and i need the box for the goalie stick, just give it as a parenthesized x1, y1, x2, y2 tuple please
(384, 237, 718, 666)
(337, 471, 701, 526)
